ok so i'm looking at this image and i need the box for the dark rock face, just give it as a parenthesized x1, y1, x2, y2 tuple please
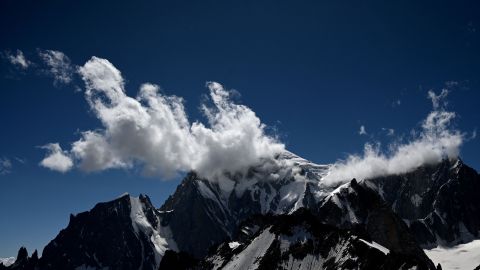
(158, 153, 330, 258)
(41, 194, 145, 269)
(15, 248, 28, 264)
(363, 159, 480, 247)
(40, 194, 144, 269)
(158, 250, 197, 270)
(159, 173, 237, 258)
(10, 194, 168, 270)
(159, 174, 317, 258)
(316, 179, 426, 259)
(4, 247, 38, 270)
(200, 209, 437, 270)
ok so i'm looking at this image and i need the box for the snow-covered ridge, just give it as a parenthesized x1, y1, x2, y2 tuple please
(359, 239, 390, 255)
(129, 196, 177, 269)
(192, 150, 332, 215)
(218, 227, 276, 270)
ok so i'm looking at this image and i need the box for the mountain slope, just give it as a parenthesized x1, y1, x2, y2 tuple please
(362, 158, 480, 248)
(424, 239, 480, 270)
(39, 194, 176, 270)
(200, 209, 437, 270)
(159, 152, 331, 257)
(4, 152, 480, 269)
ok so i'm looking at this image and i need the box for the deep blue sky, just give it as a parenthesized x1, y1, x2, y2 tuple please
(1, 0, 479, 257)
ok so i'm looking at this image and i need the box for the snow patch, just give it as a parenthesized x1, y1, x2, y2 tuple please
(221, 227, 275, 270)
(359, 239, 390, 255)
(129, 196, 176, 269)
(424, 239, 480, 270)
(228, 242, 241, 250)
(324, 182, 360, 224)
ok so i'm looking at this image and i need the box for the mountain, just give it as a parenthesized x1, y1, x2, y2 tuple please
(158, 152, 331, 258)
(199, 208, 436, 270)
(314, 178, 429, 260)
(158, 153, 480, 257)
(27, 194, 177, 270)
(4, 151, 479, 269)
(361, 158, 480, 248)
(0, 248, 38, 270)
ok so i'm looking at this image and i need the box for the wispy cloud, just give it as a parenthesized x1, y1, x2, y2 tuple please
(0, 157, 12, 175)
(2, 49, 30, 69)
(323, 89, 464, 185)
(428, 88, 449, 110)
(38, 50, 74, 85)
(358, 125, 367, 136)
(392, 99, 401, 107)
(42, 56, 284, 180)
(444, 81, 459, 89)
(14, 157, 26, 164)
(382, 128, 395, 136)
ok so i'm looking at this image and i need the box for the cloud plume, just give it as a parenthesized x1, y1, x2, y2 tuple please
(38, 50, 74, 85)
(3, 49, 30, 69)
(0, 157, 12, 175)
(44, 56, 284, 179)
(323, 89, 464, 185)
(39, 54, 468, 186)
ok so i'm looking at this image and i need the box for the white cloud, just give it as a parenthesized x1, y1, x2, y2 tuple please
(323, 90, 464, 185)
(359, 125, 367, 135)
(428, 89, 448, 110)
(44, 56, 284, 179)
(0, 257, 15, 267)
(14, 157, 26, 164)
(38, 50, 73, 85)
(0, 157, 12, 175)
(3, 50, 30, 69)
(445, 81, 459, 88)
(39, 143, 73, 173)
(382, 128, 395, 136)
(392, 99, 401, 107)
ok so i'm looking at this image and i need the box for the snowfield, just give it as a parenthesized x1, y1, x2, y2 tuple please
(424, 239, 480, 270)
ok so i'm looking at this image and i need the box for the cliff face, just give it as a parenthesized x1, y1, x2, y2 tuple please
(363, 159, 480, 247)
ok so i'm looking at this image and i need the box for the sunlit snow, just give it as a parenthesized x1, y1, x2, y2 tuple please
(424, 239, 480, 270)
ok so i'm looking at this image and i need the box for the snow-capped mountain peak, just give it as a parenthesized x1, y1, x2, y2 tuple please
(4, 152, 479, 270)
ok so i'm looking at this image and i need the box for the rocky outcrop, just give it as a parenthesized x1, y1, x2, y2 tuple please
(363, 159, 480, 247)
(200, 209, 437, 270)
(8, 194, 176, 270)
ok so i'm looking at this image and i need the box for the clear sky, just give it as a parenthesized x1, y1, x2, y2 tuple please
(1, 0, 479, 258)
